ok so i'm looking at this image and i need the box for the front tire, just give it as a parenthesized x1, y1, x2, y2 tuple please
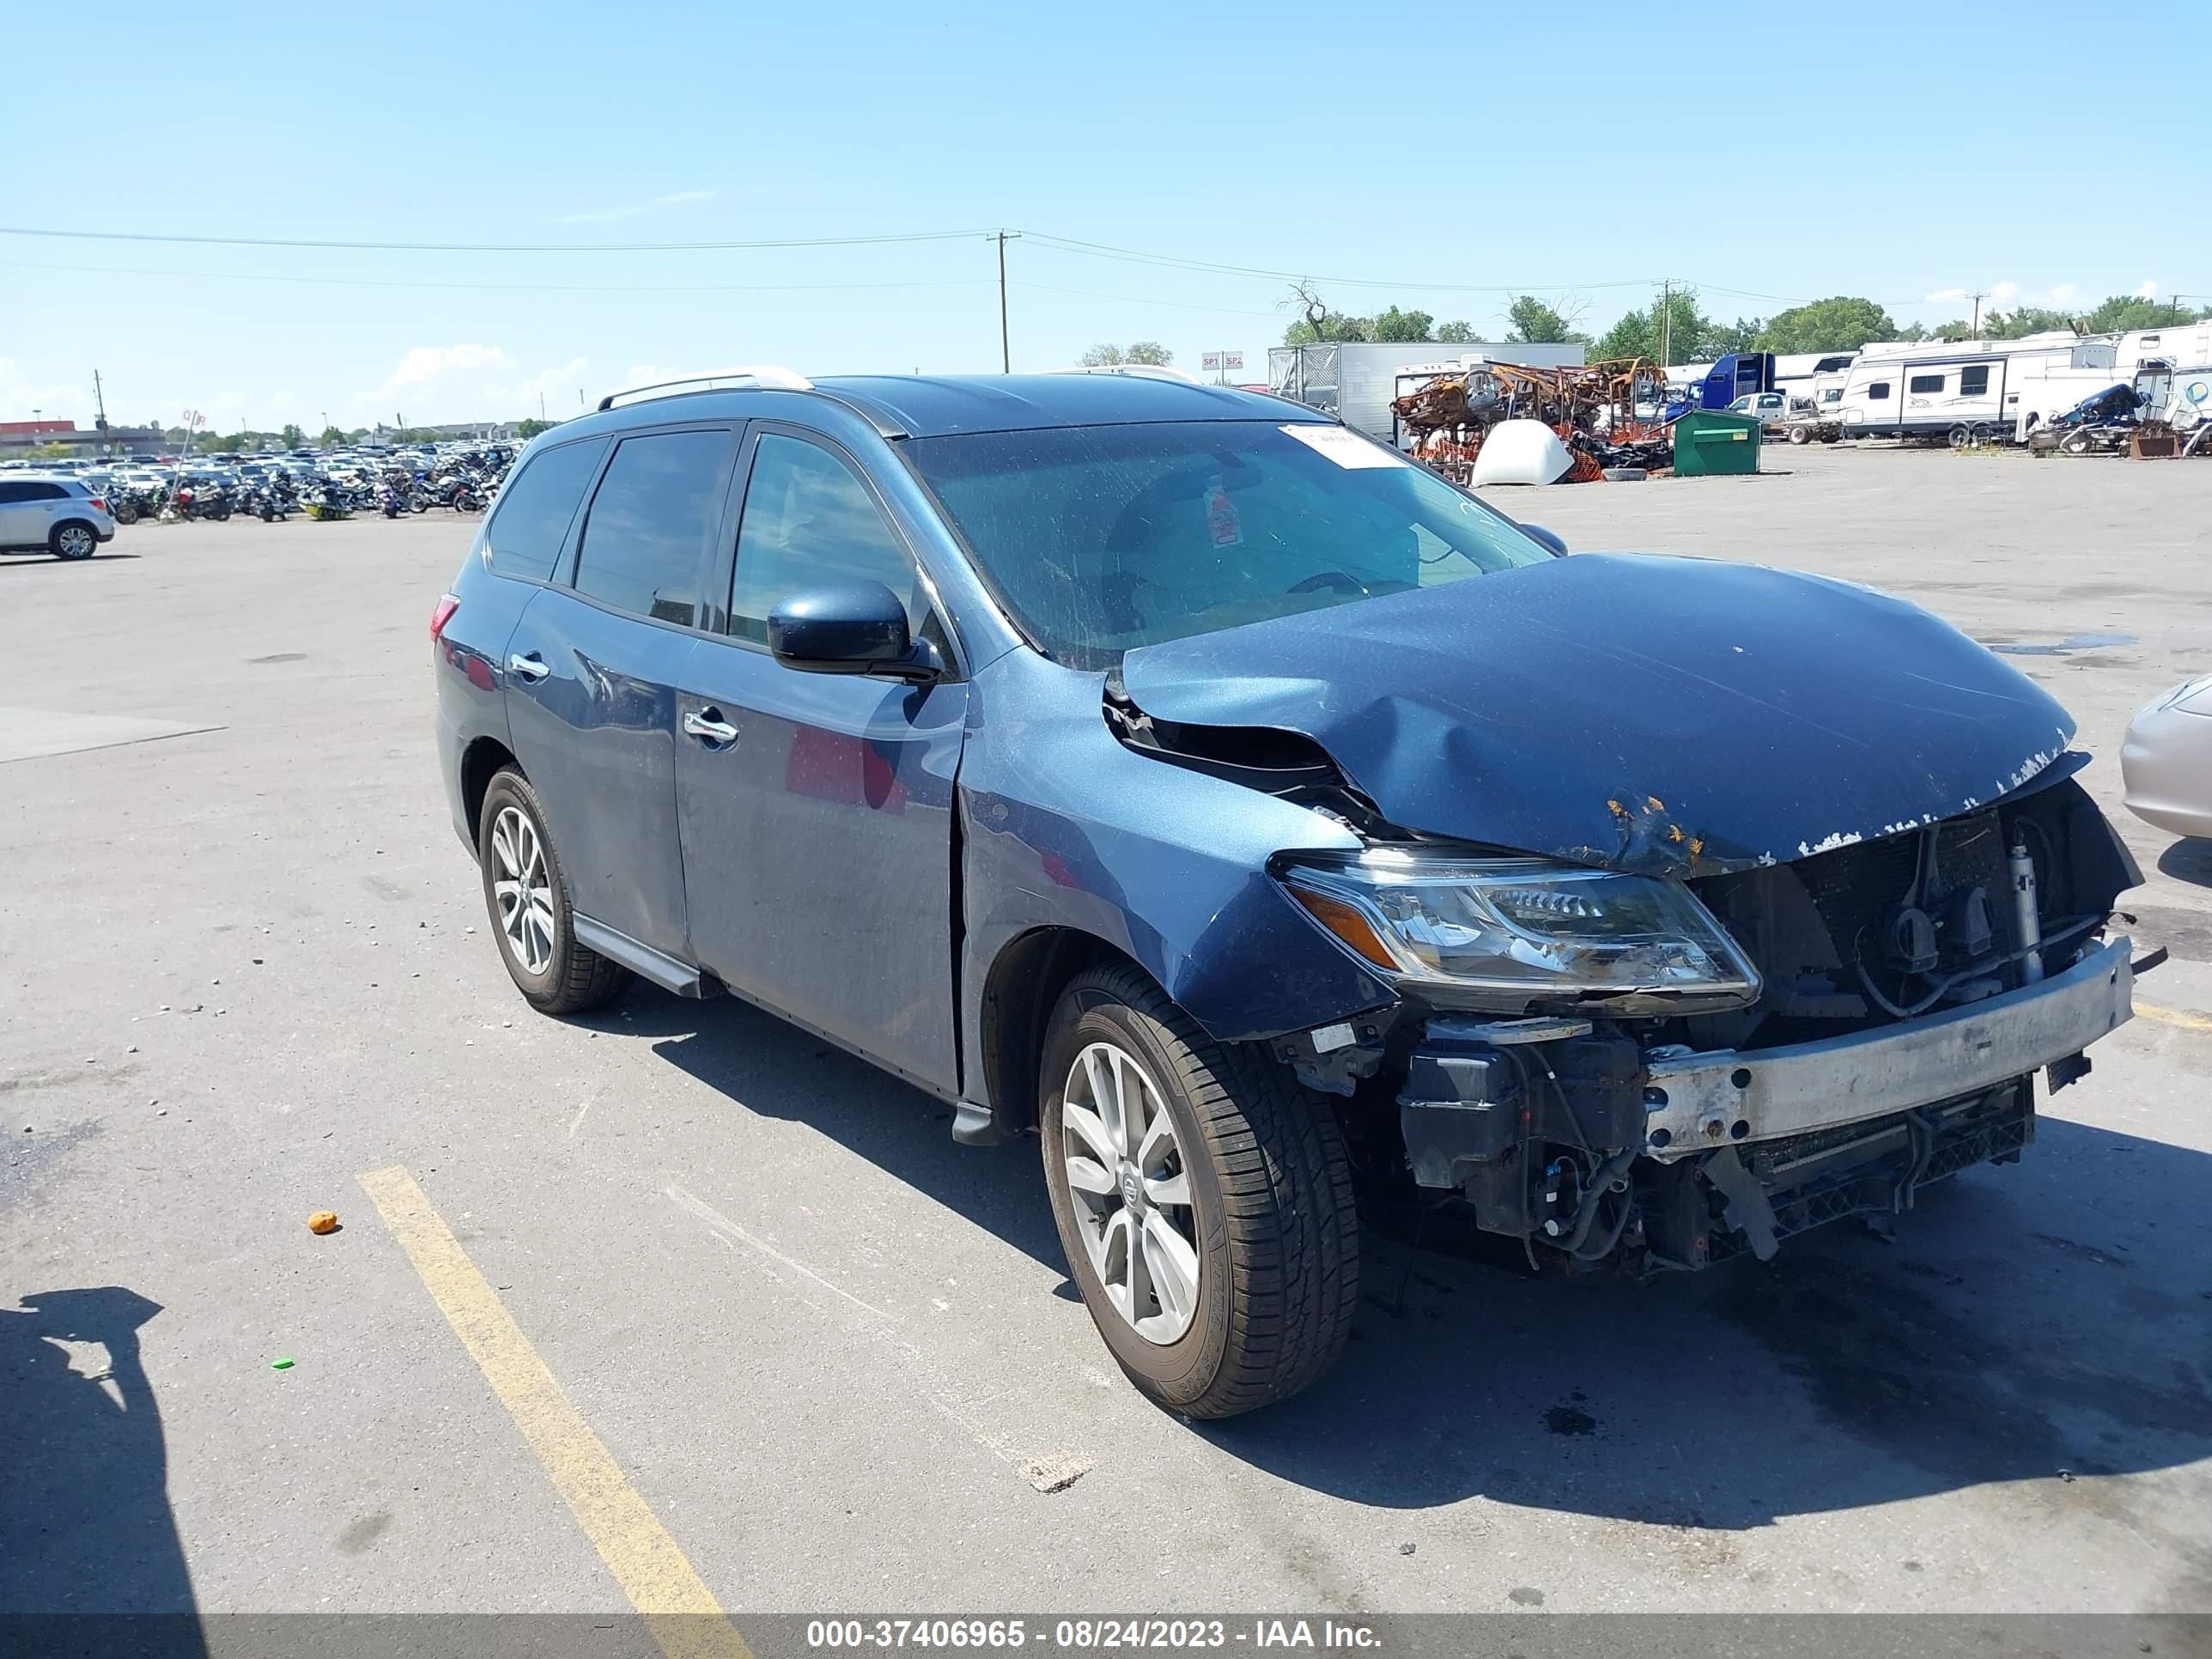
(477, 769, 630, 1015)
(1039, 964, 1358, 1419)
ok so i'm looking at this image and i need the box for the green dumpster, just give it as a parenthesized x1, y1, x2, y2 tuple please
(1672, 410, 1761, 477)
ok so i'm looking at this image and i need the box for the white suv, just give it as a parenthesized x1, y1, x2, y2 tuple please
(0, 475, 117, 561)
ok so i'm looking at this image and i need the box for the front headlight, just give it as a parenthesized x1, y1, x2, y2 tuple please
(1278, 849, 1760, 1012)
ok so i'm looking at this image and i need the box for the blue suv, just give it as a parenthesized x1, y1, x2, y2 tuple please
(436, 368, 2142, 1416)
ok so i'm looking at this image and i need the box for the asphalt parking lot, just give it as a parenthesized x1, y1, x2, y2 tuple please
(3, 446, 2209, 1631)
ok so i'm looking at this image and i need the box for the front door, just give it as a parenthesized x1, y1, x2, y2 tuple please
(503, 424, 737, 959)
(675, 428, 967, 1094)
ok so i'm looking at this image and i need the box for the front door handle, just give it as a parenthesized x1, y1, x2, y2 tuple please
(683, 708, 739, 745)
(506, 651, 550, 682)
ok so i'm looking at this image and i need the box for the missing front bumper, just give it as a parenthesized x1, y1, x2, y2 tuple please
(1639, 936, 2133, 1160)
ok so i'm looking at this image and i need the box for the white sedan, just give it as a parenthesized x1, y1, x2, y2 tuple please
(2123, 675, 2212, 838)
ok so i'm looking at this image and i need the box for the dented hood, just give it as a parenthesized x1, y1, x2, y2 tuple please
(1117, 554, 2077, 875)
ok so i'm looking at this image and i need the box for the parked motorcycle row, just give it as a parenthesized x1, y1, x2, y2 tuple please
(101, 442, 515, 528)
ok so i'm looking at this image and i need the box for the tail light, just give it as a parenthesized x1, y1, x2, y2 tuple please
(88, 497, 106, 512)
(430, 594, 460, 641)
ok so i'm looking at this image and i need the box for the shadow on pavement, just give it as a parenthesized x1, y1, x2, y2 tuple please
(0, 1286, 205, 1650)
(2156, 837, 2212, 890)
(635, 992, 2212, 1537)
(638, 997, 1063, 1271)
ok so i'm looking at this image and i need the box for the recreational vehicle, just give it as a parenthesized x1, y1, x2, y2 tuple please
(1834, 332, 2115, 443)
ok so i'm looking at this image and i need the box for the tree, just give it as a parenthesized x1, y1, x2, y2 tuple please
(1079, 343, 1126, 367)
(1980, 306, 2077, 340)
(1757, 296, 1895, 354)
(280, 423, 305, 449)
(1126, 342, 1171, 365)
(1369, 306, 1435, 343)
(1502, 295, 1588, 345)
(2079, 294, 2211, 332)
(1703, 315, 1765, 356)
(318, 424, 345, 447)
(514, 418, 556, 440)
(1435, 320, 1477, 343)
(1590, 288, 1713, 366)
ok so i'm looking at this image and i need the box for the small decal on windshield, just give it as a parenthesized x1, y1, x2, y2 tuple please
(1206, 478, 1243, 548)
(1280, 424, 1412, 469)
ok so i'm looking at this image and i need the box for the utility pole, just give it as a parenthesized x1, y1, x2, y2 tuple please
(994, 230, 1020, 373)
(539, 391, 547, 422)
(93, 370, 110, 455)
(1658, 280, 1673, 370)
(1968, 290, 1990, 334)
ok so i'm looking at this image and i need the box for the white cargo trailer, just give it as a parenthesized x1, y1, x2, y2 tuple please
(1268, 340, 1585, 442)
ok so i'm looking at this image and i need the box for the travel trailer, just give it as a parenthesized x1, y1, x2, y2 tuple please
(2008, 323, 2212, 440)
(1833, 332, 2116, 442)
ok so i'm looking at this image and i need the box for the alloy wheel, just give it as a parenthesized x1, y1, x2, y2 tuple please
(56, 526, 95, 559)
(489, 806, 556, 975)
(1060, 1040, 1201, 1345)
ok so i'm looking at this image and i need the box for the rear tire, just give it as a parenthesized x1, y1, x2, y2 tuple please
(113, 501, 140, 526)
(477, 769, 630, 1016)
(1039, 964, 1358, 1419)
(51, 522, 97, 561)
(1787, 424, 1810, 445)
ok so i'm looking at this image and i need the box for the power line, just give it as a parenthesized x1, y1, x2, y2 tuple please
(0, 257, 989, 297)
(0, 223, 997, 254)
(1021, 232, 1663, 295)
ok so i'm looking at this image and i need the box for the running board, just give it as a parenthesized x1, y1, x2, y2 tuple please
(572, 915, 717, 999)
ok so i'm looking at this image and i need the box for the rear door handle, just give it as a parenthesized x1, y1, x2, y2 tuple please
(506, 651, 550, 682)
(683, 708, 739, 745)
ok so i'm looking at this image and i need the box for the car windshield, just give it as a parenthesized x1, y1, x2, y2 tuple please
(901, 419, 1552, 666)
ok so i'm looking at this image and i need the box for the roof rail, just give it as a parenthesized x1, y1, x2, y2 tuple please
(1046, 363, 1204, 385)
(597, 366, 812, 411)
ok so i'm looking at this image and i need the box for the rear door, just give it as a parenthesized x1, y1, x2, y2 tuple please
(674, 426, 967, 1094)
(502, 423, 738, 961)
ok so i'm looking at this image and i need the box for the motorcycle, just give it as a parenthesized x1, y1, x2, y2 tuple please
(166, 483, 232, 522)
(109, 484, 164, 526)
(301, 482, 355, 521)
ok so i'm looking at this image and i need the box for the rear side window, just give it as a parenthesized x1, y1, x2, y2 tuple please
(573, 429, 732, 628)
(1909, 374, 1944, 394)
(483, 437, 608, 582)
(728, 434, 923, 645)
(1959, 365, 1990, 397)
(0, 483, 31, 505)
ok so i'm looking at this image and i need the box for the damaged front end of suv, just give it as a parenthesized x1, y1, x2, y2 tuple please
(1103, 552, 2148, 1275)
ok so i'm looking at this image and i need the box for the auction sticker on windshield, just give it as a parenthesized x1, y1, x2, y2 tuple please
(1280, 424, 1413, 468)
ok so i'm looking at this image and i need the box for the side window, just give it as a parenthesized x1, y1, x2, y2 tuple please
(572, 429, 729, 628)
(1867, 381, 1892, 401)
(728, 434, 923, 646)
(1959, 365, 1990, 397)
(0, 483, 31, 505)
(1908, 374, 1945, 394)
(482, 437, 608, 582)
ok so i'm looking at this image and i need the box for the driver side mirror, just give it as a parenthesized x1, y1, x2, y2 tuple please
(1519, 523, 1568, 557)
(767, 581, 943, 683)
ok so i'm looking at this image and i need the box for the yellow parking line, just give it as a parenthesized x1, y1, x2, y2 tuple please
(359, 1165, 754, 1659)
(2136, 1000, 2212, 1035)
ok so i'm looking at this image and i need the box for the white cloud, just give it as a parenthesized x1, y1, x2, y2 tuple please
(553, 188, 714, 225)
(374, 343, 510, 398)
(2046, 283, 2077, 305)
(1989, 281, 2020, 305)
(0, 358, 95, 424)
(1923, 287, 1967, 303)
(2136, 279, 2158, 299)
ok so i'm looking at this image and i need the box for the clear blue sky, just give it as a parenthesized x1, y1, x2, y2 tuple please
(5, 0, 2206, 432)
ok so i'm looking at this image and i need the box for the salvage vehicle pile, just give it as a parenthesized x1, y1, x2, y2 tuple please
(1389, 357, 1676, 483)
